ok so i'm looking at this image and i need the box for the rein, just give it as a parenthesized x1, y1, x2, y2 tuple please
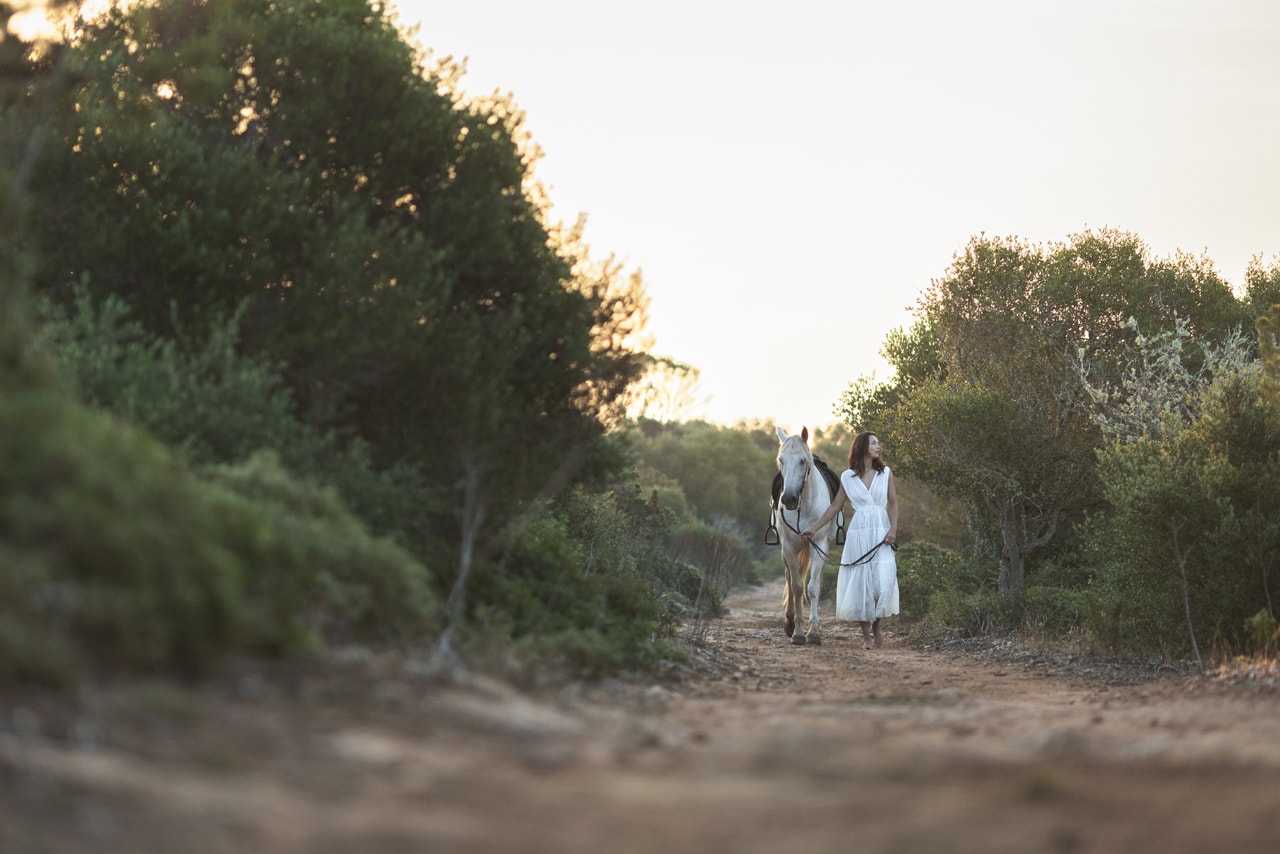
(775, 504, 895, 568)
(770, 455, 877, 568)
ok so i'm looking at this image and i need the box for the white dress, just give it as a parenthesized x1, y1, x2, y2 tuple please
(834, 466, 900, 622)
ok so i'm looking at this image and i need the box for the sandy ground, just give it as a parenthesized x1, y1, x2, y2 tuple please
(3, 580, 1279, 853)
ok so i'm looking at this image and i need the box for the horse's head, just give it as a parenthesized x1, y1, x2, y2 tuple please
(775, 426, 814, 512)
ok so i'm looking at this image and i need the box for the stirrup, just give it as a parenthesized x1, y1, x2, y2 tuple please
(764, 524, 780, 546)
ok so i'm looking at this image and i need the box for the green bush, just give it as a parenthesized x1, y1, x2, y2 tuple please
(1019, 586, 1093, 638)
(203, 452, 440, 648)
(896, 541, 970, 618)
(921, 588, 1007, 637)
(665, 517, 758, 604)
(1243, 609, 1280, 657)
(0, 390, 440, 686)
(1084, 551, 1199, 656)
(0, 391, 256, 683)
(462, 488, 678, 677)
(1086, 366, 1280, 659)
(38, 287, 312, 467)
(37, 286, 423, 544)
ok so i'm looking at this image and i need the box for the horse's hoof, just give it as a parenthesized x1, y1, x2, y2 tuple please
(784, 618, 795, 637)
(807, 634, 822, 646)
(791, 633, 807, 645)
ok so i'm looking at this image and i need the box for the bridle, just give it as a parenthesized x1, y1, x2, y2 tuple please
(766, 450, 810, 546)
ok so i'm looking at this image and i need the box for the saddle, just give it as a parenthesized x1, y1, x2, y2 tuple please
(765, 454, 845, 545)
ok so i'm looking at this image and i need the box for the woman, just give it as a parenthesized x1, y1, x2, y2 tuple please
(802, 431, 899, 649)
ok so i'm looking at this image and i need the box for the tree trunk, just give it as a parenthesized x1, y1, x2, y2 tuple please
(432, 457, 486, 668)
(998, 504, 1025, 595)
(1169, 522, 1204, 673)
(996, 500, 1058, 596)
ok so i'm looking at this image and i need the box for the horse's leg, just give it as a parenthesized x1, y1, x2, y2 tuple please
(784, 546, 806, 645)
(781, 548, 796, 638)
(804, 541, 823, 645)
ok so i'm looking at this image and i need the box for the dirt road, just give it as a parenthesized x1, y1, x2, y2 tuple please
(4, 580, 1280, 853)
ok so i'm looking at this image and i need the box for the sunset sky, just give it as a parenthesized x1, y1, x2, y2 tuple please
(393, 0, 1280, 429)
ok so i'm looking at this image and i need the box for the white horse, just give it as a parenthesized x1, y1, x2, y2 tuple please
(773, 426, 837, 645)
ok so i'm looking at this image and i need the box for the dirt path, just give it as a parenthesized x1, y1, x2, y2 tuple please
(4, 580, 1280, 853)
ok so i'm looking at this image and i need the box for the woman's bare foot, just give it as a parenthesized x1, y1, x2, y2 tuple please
(873, 621, 883, 648)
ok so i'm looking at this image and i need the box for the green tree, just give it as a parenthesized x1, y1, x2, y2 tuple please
(1244, 257, 1280, 319)
(840, 229, 1247, 594)
(22, 0, 648, 600)
(1095, 364, 1280, 665)
(630, 420, 778, 540)
(1261, 303, 1280, 419)
(0, 2, 450, 686)
(35, 285, 421, 536)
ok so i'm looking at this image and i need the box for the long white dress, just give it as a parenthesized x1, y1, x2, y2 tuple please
(834, 466, 900, 623)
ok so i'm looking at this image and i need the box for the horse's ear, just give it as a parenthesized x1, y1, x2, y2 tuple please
(801, 426, 809, 443)
(776, 426, 788, 443)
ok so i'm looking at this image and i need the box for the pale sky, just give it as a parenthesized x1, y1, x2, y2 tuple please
(392, 0, 1280, 430)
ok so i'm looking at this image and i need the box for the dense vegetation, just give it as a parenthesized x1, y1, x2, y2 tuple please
(843, 232, 1280, 663)
(1, 0, 739, 685)
(4, 0, 1278, 690)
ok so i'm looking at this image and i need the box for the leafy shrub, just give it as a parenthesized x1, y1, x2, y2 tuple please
(895, 541, 969, 618)
(37, 285, 425, 544)
(1085, 366, 1280, 660)
(459, 485, 692, 677)
(921, 589, 1007, 637)
(202, 452, 440, 648)
(1243, 609, 1280, 657)
(0, 387, 440, 686)
(665, 517, 759, 604)
(0, 391, 256, 683)
(1018, 586, 1093, 638)
(37, 287, 314, 468)
(1087, 574, 1186, 654)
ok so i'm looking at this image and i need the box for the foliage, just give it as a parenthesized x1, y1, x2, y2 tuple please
(2, 0, 663, 687)
(1077, 315, 1255, 442)
(665, 515, 763, 604)
(838, 229, 1248, 596)
(629, 419, 777, 536)
(35, 283, 423, 540)
(1244, 256, 1280, 319)
(463, 485, 681, 677)
(1077, 288, 1280, 662)
(0, 392, 441, 686)
(897, 538, 1094, 641)
(37, 284, 322, 465)
(202, 452, 440, 648)
(0, 390, 261, 683)
(895, 541, 973, 619)
(1243, 609, 1280, 658)
(1259, 303, 1280, 422)
(22, 0, 648, 592)
(1090, 365, 1280, 662)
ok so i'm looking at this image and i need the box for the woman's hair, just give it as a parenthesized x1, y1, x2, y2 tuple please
(849, 431, 885, 477)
